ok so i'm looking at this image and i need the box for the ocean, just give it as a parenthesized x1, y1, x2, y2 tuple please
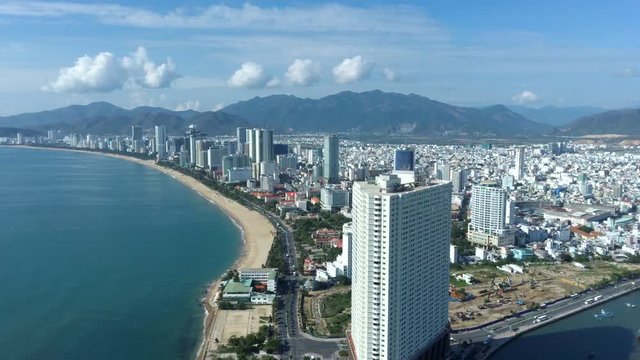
(490, 290, 640, 360)
(0, 147, 241, 360)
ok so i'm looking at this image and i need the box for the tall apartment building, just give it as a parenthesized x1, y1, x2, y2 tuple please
(514, 147, 525, 180)
(186, 125, 199, 166)
(236, 127, 247, 154)
(246, 128, 274, 178)
(323, 134, 340, 184)
(468, 181, 515, 247)
(320, 186, 351, 211)
(351, 174, 451, 360)
(450, 169, 467, 193)
(154, 125, 166, 159)
(434, 162, 451, 182)
(131, 126, 143, 142)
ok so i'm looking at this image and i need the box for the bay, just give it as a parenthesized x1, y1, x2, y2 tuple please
(0, 147, 241, 360)
(490, 290, 640, 360)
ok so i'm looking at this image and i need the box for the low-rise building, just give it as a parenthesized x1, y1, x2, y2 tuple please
(239, 268, 278, 292)
(512, 248, 534, 260)
(222, 279, 253, 301)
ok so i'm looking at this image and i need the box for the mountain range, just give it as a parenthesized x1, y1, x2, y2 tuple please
(506, 105, 606, 126)
(0, 90, 636, 137)
(561, 109, 640, 135)
(0, 102, 248, 137)
(223, 90, 545, 136)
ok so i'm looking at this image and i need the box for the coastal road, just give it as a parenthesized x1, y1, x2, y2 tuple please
(258, 209, 343, 359)
(450, 279, 640, 358)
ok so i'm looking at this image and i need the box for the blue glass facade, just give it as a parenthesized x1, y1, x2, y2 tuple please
(394, 149, 415, 171)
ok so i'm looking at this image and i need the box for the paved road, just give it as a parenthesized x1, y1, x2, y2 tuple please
(450, 279, 640, 359)
(251, 206, 343, 359)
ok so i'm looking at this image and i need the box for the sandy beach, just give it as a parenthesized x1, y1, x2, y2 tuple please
(4, 145, 275, 359)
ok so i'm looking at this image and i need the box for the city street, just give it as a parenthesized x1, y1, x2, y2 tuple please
(259, 207, 344, 359)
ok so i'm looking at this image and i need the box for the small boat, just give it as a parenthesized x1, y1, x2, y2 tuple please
(626, 302, 636, 308)
(594, 309, 613, 319)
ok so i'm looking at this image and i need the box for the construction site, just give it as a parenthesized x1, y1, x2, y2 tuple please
(448, 261, 640, 329)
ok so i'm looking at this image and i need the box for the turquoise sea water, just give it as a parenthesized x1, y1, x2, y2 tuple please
(0, 147, 241, 360)
(491, 290, 640, 360)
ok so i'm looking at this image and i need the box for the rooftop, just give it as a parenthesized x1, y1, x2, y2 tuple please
(357, 174, 450, 195)
(223, 280, 253, 294)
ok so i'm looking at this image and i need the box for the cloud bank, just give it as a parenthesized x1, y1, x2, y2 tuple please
(43, 47, 180, 93)
(0, 2, 442, 37)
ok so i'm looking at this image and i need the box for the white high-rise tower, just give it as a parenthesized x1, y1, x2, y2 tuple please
(350, 174, 452, 360)
(514, 147, 525, 180)
(468, 181, 515, 247)
(154, 125, 166, 159)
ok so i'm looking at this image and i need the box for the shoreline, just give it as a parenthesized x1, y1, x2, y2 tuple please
(466, 281, 640, 360)
(2, 145, 275, 360)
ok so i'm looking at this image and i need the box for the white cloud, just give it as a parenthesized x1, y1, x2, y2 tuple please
(42, 52, 128, 93)
(285, 59, 321, 86)
(382, 67, 396, 81)
(512, 90, 539, 105)
(213, 102, 225, 111)
(175, 100, 200, 111)
(227, 62, 276, 88)
(266, 77, 281, 88)
(122, 47, 180, 88)
(332, 55, 373, 84)
(43, 47, 180, 93)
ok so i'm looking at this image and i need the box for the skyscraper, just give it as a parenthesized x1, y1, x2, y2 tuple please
(131, 126, 142, 142)
(450, 169, 467, 193)
(434, 162, 451, 182)
(393, 148, 415, 171)
(468, 181, 515, 247)
(236, 127, 247, 154)
(323, 134, 339, 184)
(514, 147, 525, 180)
(246, 128, 274, 178)
(247, 128, 256, 161)
(186, 125, 199, 166)
(154, 125, 167, 159)
(256, 128, 274, 163)
(351, 174, 452, 360)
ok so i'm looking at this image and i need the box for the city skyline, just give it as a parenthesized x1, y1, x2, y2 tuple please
(1, 1, 640, 115)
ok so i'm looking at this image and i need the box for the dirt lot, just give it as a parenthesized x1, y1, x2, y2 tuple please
(300, 262, 640, 334)
(449, 261, 640, 329)
(207, 305, 272, 353)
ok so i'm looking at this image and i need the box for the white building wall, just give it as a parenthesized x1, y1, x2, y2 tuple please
(352, 177, 451, 360)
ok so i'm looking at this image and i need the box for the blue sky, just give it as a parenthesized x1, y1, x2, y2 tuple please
(0, 0, 639, 115)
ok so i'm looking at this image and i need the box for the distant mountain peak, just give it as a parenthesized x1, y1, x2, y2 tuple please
(223, 90, 547, 136)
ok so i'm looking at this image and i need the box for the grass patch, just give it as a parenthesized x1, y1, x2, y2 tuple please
(321, 291, 351, 336)
(324, 292, 351, 318)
